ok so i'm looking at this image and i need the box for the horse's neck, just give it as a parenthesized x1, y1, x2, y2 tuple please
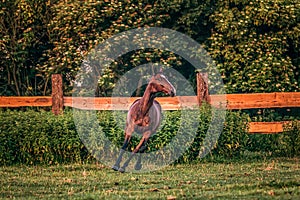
(139, 85, 155, 116)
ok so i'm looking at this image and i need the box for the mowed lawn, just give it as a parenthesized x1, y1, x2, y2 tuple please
(1, 157, 299, 199)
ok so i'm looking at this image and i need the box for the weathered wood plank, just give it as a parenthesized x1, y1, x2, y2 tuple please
(64, 92, 300, 110)
(64, 97, 134, 110)
(64, 96, 199, 110)
(0, 97, 52, 107)
(225, 92, 300, 109)
(2, 92, 300, 110)
(248, 122, 286, 134)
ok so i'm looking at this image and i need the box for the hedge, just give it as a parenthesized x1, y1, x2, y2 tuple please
(0, 107, 299, 165)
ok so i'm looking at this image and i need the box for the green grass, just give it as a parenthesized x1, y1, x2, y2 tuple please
(1, 157, 299, 199)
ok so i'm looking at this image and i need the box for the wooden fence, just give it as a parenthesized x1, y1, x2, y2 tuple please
(1, 74, 300, 134)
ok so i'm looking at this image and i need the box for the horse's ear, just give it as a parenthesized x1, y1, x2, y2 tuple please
(150, 64, 163, 75)
(151, 64, 156, 75)
(158, 67, 163, 74)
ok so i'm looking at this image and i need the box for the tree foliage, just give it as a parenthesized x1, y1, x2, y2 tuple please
(0, 0, 299, 96)
(0, 0, 54, 95)
(208, 0, 300, 93)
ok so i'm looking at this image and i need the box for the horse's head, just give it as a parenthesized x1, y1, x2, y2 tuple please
(149, 73, 176, 97)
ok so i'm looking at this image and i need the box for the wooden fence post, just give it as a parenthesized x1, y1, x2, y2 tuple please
(52, 74, 63, 115)
(196, 72, 210, 106)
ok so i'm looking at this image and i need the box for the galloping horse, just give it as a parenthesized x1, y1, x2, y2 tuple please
(112, 72, 176, 173)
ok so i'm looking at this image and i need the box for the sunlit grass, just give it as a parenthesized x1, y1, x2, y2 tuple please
(1, 157, 299, 199)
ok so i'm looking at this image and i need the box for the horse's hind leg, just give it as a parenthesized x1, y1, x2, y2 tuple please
(119, 133, 150, 173)
(135, 131, 152, 170)
(134, 140, 148, 170)
(112, 135, 130, 171)
(112, 128, 132, 171)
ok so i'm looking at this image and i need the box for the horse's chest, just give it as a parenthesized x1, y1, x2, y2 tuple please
(127, 101, 162, 133)
(134, 115, 150, 127)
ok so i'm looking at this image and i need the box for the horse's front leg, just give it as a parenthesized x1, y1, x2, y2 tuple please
(112, 126, 133, 171)
(134, 139, 148, 171)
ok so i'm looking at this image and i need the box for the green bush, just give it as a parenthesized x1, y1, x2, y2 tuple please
(212, 110, 250, 157)
(243, 108, 300, 157)
(246, 120, 300, 157)
(283, 121, 300, 156)
(0, 109, 89, 165)
(1, 107, 299, 166)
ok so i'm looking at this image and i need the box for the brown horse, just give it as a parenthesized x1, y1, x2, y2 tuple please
(112, 72, 176, 172)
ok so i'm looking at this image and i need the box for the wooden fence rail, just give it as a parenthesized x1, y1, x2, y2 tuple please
(1, 74, 299, 134)
(2, 94, 300, 110)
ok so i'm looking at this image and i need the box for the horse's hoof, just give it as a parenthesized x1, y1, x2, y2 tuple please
(112, 165, 119, 171)
(134, 163, 142, 170)
(118, 167, 125, 173)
